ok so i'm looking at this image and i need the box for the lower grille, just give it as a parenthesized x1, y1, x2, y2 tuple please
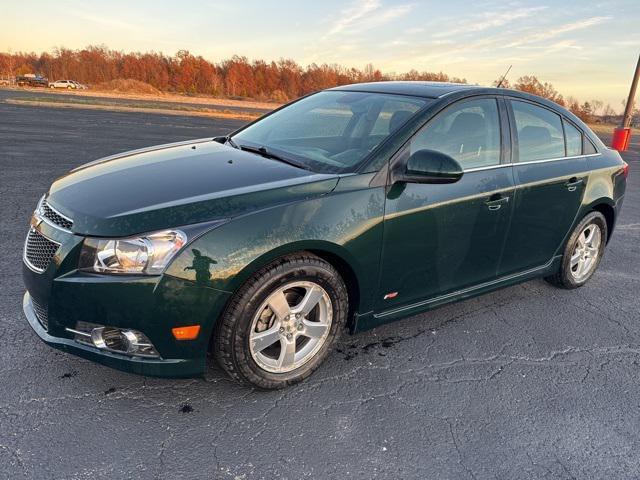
(31, 298, 49, 331)
(24, 228, 60, 273)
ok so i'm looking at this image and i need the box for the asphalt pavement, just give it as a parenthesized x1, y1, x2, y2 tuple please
(1, 91, 639, 479)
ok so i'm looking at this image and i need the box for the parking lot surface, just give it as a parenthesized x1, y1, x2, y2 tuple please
(1, 91, 639, 479)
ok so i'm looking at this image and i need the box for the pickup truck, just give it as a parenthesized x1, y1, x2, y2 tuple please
(16, 76, 49, 88)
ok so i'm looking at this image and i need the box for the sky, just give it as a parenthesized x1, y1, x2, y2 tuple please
(2, 0, 639, 109)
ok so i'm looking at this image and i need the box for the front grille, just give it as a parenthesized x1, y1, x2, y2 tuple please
(24, 228, 60, 273)
(41, 201, 73, 230)
(31, 298, 49, 331)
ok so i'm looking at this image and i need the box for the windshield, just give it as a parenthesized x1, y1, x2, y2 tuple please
(232, 91, 428, 173)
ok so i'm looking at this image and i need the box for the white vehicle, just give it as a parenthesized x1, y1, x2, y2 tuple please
(49, 80, 80, 89)
(71, 80, 88, 90)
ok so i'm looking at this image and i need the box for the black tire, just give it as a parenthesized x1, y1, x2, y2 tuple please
(545, 211, 608, 289)
(213, 252, 348, 389)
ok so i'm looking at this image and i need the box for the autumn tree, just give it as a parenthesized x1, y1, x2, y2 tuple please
(513, 75, 565, 106)
(0, 45, 606, 112)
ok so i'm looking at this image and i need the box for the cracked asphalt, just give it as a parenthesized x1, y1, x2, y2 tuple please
(1, 91, 639, 479)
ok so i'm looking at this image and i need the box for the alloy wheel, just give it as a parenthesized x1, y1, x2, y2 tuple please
(569, 223, 602, 282)
(249, 281, 333, 373)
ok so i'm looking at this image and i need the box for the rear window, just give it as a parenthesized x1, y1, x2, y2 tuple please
(512, 100, 565, 162)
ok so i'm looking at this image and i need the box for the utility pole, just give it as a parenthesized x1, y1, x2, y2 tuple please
(622, 54, 640, 128)
(613, 53, 640, 151)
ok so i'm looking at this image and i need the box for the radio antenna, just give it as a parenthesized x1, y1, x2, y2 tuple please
(496, 65, 512, 88)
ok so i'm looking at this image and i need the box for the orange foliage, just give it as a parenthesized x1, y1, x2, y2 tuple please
(0, 46, 466, 101)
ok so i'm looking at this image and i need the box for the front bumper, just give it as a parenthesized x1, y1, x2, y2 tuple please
(24, 291, 203, 377)
(23, 268, 231, 378)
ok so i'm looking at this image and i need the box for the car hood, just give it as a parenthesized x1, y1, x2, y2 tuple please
(47, 139, 339, 237)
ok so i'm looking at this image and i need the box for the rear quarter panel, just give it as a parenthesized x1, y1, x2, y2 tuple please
(584, 149, 627, 205)
(580, 149, 627, 234)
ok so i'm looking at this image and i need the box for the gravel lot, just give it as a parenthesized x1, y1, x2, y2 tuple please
(1, 91, 639, 480)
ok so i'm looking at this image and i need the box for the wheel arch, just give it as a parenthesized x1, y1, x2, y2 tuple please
(586, 198, 616, 243)
(225, 240, 363, 328)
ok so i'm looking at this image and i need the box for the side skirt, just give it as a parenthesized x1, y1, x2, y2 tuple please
(354, 256, 562, 332)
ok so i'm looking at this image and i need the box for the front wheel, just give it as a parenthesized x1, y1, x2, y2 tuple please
(213, 253, 348, 389)
(545, 211, 608, 289)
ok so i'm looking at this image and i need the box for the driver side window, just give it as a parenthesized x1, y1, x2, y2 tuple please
(410, 98, 501, 170)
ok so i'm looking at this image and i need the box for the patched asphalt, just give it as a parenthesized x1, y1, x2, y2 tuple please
(1, 90, 639, 479)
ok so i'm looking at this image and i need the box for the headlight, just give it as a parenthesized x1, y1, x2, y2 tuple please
(80, 230, 187, 275)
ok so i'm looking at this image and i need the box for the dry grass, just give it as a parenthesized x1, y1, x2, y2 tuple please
(5, 98, 261, 121)
(4, 84, 279, 111)
(588, 123, 640, 136)
(92, 79, 163, 95)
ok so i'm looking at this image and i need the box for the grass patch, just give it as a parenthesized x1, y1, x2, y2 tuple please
(5, 96, 262, 120)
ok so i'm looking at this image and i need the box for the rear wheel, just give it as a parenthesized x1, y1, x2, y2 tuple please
(213, 253, 348, 389)
(545, 211, 607, 289)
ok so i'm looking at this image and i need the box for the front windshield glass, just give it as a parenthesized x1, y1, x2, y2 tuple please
(232, 91, 428, 173)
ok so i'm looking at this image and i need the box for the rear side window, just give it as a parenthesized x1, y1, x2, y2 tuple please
(512, 100, 565, 162)
(564, 120, 582, 156)
(410, 98, 501, 169)
(583, 137, 598, 154)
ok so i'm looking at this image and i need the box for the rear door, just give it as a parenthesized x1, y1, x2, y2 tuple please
(377, 96, 515, 312)
(499, 99, 588, 275)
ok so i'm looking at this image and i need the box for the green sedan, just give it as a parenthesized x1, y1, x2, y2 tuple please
(23, 82, 628, 388)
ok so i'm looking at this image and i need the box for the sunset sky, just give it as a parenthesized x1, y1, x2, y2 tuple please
(2, 0, 639, 108)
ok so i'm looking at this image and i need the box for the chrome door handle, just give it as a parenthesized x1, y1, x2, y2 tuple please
(565, 178, 584, 192)
(485, 195, 509, 211)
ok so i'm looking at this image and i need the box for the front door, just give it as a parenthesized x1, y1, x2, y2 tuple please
(377, 97, 515, 312)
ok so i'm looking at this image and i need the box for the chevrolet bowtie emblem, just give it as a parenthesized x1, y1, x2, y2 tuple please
(31, 215, 43, 229)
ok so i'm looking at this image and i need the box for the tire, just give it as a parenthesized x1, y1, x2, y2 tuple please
(545, 211, 608, 289)
(213, 252, 348, 389)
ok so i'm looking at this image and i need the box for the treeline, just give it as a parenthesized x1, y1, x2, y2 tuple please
(496, 76, 610, 123)
(0, 45, 614, 122)
(0, 45, 465, 102)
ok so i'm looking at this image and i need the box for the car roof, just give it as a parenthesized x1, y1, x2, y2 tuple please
(328, 81, 483, 98)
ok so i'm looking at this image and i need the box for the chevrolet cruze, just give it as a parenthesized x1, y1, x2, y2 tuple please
(23, 82, 628, 388)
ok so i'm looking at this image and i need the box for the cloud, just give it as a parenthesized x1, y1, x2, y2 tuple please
(517, 40, 583, 52)
(506, 16, 612, 47)
(433, 6, 547, 38)
(72, 12, 136, 31)
(326, 0, 413, 37)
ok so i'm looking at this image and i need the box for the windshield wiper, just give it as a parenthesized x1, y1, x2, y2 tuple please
(237, 144, 310, 171)
(224, 134, 240, 150)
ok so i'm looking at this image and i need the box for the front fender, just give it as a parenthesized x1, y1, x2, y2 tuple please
(165, 181, 386, 316)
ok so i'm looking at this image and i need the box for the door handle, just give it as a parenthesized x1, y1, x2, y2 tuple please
(564, 177, 584, 192)
(485, 195, 509, 211)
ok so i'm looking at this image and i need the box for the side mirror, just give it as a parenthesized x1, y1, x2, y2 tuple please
(403, 149, 463, 184)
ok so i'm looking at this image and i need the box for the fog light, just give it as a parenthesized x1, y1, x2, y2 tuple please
(66, 322, 160, 358)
